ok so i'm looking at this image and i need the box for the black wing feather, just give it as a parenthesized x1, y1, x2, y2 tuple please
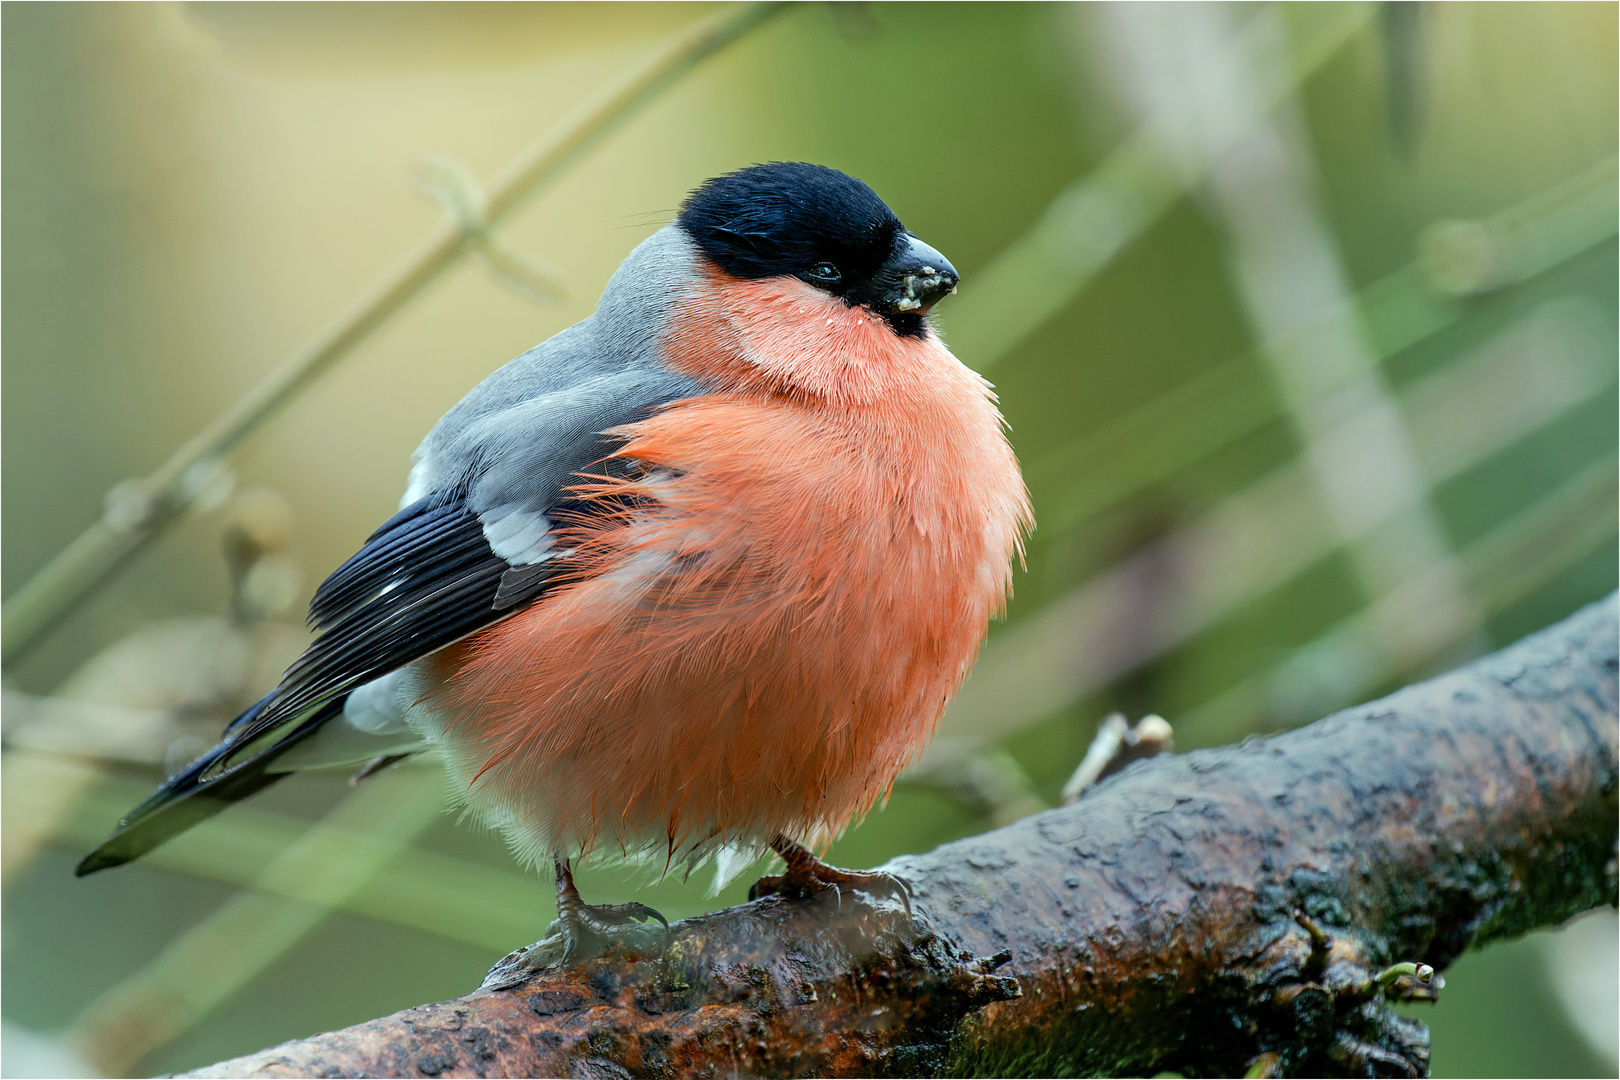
(238, 496, 553, 746)
(77, 364, 700, 874)
(75, 697, 343, 875)
(77, 494, 556, 874)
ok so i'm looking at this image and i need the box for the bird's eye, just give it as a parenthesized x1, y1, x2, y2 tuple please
(806, 262, 842, 284)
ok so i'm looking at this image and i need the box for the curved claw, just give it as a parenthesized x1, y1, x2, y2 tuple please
(552, 858, 669, 962)
(748, 837, 914, 916)
(580, 900, 669, 930)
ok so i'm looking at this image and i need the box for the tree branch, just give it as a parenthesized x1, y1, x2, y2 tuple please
(181, 595, 1618, 1079)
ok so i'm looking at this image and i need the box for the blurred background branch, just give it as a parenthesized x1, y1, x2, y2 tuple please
(69, 763, 446, 1078)
(939, 2, 1375, 368)
(4, 3, 1614, 1076)
(918, 149, 1618, 775)
(0, 0, 783, 664)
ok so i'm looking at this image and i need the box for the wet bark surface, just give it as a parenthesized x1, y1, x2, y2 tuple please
(180, 595, 1619, 1079)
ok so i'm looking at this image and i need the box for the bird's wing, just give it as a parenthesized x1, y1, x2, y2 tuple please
(78, 364, 704, 875)
(251, 366, 704, 740)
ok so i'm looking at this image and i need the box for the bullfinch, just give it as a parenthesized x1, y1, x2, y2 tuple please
(79, 162, 1032, 949)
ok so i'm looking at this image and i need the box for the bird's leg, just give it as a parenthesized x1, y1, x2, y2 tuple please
(480, 859, 668, 988)
(551, 857, 668, 958)
(748, 836, 912, 912)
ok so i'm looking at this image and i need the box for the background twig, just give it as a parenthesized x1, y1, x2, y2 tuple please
(0, 0, 785, 664)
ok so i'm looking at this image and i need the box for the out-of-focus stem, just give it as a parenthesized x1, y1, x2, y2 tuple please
(1, 1, 785, 664)
(69, 763, 447, 1078)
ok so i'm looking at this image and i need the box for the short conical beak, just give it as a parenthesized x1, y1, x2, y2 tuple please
(878, 234, 960, 316)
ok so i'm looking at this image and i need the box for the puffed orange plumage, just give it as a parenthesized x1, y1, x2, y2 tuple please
(425, 266, 1029, 872)
(81, 164, 1030, 928)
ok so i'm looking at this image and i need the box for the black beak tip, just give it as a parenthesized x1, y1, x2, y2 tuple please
(887, 237, 960, 316)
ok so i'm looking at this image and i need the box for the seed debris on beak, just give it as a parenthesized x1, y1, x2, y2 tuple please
(893, 267, 959, 314)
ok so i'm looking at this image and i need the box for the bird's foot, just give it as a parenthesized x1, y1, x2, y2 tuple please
(748, 837, 912, 914)
(481, 859, 668, 988)
(553, 857, 668, 963)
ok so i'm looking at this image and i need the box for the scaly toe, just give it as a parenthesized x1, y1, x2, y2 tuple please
(747, 873, 786, 902)
(550, 858, 670, 963)
(578, 900, 669, 930)
(817, 867, 913, 915)
(559, 901, 669, 961)
(749, 838, 912, 914)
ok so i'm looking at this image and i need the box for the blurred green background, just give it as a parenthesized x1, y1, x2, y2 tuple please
(2, 3, 1615, 1077)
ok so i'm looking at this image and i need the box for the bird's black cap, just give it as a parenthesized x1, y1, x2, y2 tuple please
(677, 162, 957, 337)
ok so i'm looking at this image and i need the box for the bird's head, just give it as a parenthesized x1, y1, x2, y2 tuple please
(676, 162, 958, 339)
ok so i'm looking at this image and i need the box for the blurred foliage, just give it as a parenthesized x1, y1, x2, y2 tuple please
(2, 3, 1615, 1077)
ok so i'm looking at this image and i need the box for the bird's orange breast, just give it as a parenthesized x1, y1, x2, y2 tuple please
(424, 267, 1030, 868)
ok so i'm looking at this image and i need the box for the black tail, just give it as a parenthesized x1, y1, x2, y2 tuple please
(75, 695, 346, 876)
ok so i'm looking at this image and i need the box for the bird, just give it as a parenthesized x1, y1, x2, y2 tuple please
(78, 162, 1032, 953)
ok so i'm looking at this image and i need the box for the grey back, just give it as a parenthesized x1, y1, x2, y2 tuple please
(402, 225, 710, 562)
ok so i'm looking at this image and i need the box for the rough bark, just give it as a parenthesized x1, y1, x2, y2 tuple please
(181, 595, 1619, 1079)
